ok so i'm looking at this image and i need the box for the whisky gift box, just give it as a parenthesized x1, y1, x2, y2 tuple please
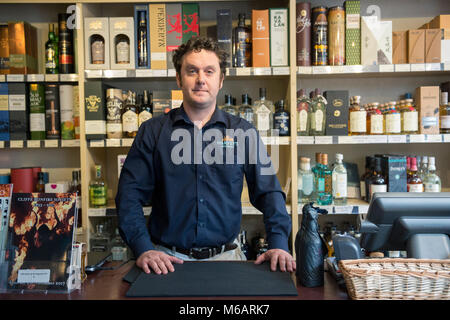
(44, 84, 60, 139)
(428, 15, 450, 29)
(8, 83, 28, 140)
(361, 16, 392, 65)
(323, 90, 349, 136)
(8, 22, 38, 74)
(415, 86, 440, 135)
(344, 0, 361, 65)
(84, 81, 107, 140)
(270, 8, 288, 67)
(425, 29, 441, 63)
(149, 4, 167, 70)
(109, 17, 135, 70)
(166, 3, 182, 70)
(0, 83, 9, 141)
(252, 9, 270, 67)
(0, 24, 9, 74)
(29, 83, 45, 140)
(216, 9, 232, 68)
(375, 154, 407, 192)
(135, 5, 150, 69)
(152, 91, 171, 117)
(182, 3, 199, 44)
(408, 29, 425, 64)
(392, 31, 408, 64)
(84, 17, 110, 70)
(296, 2, 311, 66)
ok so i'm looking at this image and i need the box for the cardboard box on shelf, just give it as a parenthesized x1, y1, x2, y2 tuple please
(408, 29, 425, 64)
(392, 31, 408, 64)
(415, 86, 440, 135)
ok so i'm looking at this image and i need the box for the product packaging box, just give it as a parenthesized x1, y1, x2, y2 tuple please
(375, 154, 407, 192)
(0, 24, 9, 74)
(415, 86, 440, 135)
(392, 31, 408, 64)
(408, 29, 425, 64)
(344, 0, 361, 65)
(109, 17, 135, 70)
(152, 91, 171, 117)
(171, 90, 183, 109)
(428, 15, 450, 29)
(269, 8, 289, 67)
(0, 83, 9, 140)
(8, 22, 38, 74)
(45, 182, 69, 193)
(8, 83, 28, 140)
(216, 9, 232, 68)
(84, 81, 107, 140)
(182, 3, 199, 44)
(361, 16, 392, 65)
(252, 9, 270, 67)
(324, 90, 349, 136)
(134, 4, 150, 69)
(84, 17, 110, 70)
(166, 3, 182, 70)
(441, 28, 450, 63)
(149, 4, 167, 70)
(425, 29, 441, 63)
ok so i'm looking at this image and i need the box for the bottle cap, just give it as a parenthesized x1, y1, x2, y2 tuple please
(321, 153, 328, 165)
(336, 153, 343, 161)
(315, 152, 322, 163)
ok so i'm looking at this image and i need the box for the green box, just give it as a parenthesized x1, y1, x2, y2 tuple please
(345, 1, 361, 65)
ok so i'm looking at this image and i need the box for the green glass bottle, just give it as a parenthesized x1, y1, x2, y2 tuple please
(45, 23, 58, 74)
(89, 165, 107, 207)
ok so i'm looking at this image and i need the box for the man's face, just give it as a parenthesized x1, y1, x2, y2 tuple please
(176, 49, 224, 111)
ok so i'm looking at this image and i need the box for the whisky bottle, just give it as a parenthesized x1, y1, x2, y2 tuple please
(332, 153, 347, 205)
(138, 90, 153, 127)
(222, 94, 237, 116)
(349, 96, 367, 136)
(36, 172, 45, 192)
(406, 156, 412, 180)
(238, 93, 254, 125)
(297, 89, 311, 136)
(273, 99, 290, 136)
(298, 157, 314, 204)
(233, 13, 252, 67)
(254, 88, 274, 136)
(122, 91, 139, 138)
(137, 11, 148, 67)
(90, 34, 105, 64)
(115, 34, 130, 64)
(368, 157, 387, 202)
(58, 13, 74, 74)
(69, 170, 82, 227)
(440, 91, 450, 134)
(360, 156, 374, 201)
(401, 94, 419, 134)
(89, 165, 107, 208)
(407, 157, 423, 192)
(309, 88, 326, 136)
(385, 101, 401, 135)
(315, 153, 332, 205)
(368, 102, 384, 135)
(45, 24, 58, 74)
(423, 156, 441, 192)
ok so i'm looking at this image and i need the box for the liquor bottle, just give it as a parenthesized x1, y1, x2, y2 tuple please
(253, 88, 274, 136)
(137, 11, 148, 67)
(106, 88, 123, 139)
(418, 155, 428, 181)
(70, 170, 82, 227)
(423, 156, 441, 192)
(36, 172, 45, 192)
(298, 157, 314, 204)
(360, 156, 373, 201)
(89, 165, 107, 208)
(45, 24, 58, 74)
(368, 102, 384, 135)
(138, 90, 153, 127)
(222, 94, 237, 116)
(273, 99, 290, 136)
(401, 94, 419, 134)
(29, 83, 46, 140)
(407, 157, 423, 192)
(406, 156, 412, 180)
(44, 83, 61, 139)
(115, 34, 130, 64)
(297, 89, 311, 136)
(238, 93, 254, 125)
(122, 90, 139, 138)
(385, 101, 401, 135)
(349, 96, 367, 136)
(90, 34, 105, 64)
(315, 153, 332, 205)
(58, 13, 74, 74)
(309, 88, 326, 136)
(440, 91, 450, 134)
(332, 153, 347, 205)
(233, 13, 252, 67)
(368, 157, 387, 202)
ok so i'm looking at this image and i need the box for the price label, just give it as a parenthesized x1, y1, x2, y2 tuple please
(387, 135, 407, 143)
(425, 63, 441, 71)
(337, 136, 354, 144)
(89, 140, 105, 147)
(365, 135, 388, 144)
(45, 74, 59, 82)
(106, 139, 121, 147)
(411, 63, 426, 72)
(103, 70, 127, 78)
(85, 70, 102, 78)
(379, 64, 394, 72)
(151, 69, 167, 77)
(272, 67, 290, 75)
(44, 140, 59, 148)
(235, 67, 251, 76)
(60, 74, 78, 82)
(89, 208, 106, 217)
(10, 140, 24, 148)
(409, 134, 426, 143)
(27, 140, 41, 148)
(297, 66, 312, 74)
(312, 66, 331, 74)
(26, 74, 44, 82)
(167, 69, 176, 77)
(443, 134, 450, 143)
(296, 136, 314, 144)
(362, 65, 377, 73)
(395, 64, 411, 72)
(253, 67, 271, 76)
(314, 136, 333, 144)
(343, 65, 363, 73)
(334, 205, 353, 214)
(7, 74, 25, 82)
(0, 141, 4, 148)
(0, 75, 5, 82)
(121, 138, 134, 147)
(61, 139, 80, 147)
(331, 66, 345, 74)
(426, 134, 442, 143)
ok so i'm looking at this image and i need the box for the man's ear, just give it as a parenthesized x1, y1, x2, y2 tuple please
(176, 72, 182, 88)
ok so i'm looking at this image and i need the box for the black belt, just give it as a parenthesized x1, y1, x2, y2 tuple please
(156, 241, 238, 260)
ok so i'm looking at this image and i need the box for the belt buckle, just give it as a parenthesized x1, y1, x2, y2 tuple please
(189, 247, 217, 259)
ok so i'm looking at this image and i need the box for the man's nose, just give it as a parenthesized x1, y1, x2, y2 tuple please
(196, 70, 206, 84)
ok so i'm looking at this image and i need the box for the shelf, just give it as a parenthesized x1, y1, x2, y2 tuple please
(88, 136, 290, 148)
(297, 134, 450, 145)
(298, 199, 370, 215)
(297, 63, 450, 77)
(85, 67, 290, 79)
(0, 139, 80, 149)
(0, 74, 79, 83)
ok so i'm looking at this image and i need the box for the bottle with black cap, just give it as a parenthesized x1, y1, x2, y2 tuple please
(273, 99, 290, 136)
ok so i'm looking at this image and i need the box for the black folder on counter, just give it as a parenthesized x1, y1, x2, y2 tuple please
(123, 261, 298, 297)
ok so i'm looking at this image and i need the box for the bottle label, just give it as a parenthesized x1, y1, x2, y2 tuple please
(370, 114, 384, 134)
(314, 109, 323, 131)
(300, 174, 314, 196)
(90, 187, 106, 206)
(45, 48, 56, 69)
(274, 113, 289, 135)
(239, 110, 254, 124)
(122, 110, 138, 132)
(256, 105, 270, 132)
(318, 177, 325, 192)
(370, 184, 387, 197)
(440, 115, 450, 129)
(30, 113, 45, 131)
(407, 183, 424, 192)
(91, 40, 105, 64)
(107, 122, 122, 133)
(116, 41, 130, 64)
(403, 111, 418, 132)
(424, 183, 440, 192)
(350, 110, 367, 132)
(386, 113, 401, 133)
(298, 109, 308, 132)
(333, 173, 347, 197)
(138, 110, 152, 127)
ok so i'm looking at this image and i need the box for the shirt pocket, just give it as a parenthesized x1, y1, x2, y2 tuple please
(209, 163, 244, 185)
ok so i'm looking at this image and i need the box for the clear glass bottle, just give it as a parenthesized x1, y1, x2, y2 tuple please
(368, 157, 387, 202)
(401, 94, 419, 134)
(385, 101, 401, 135)
(238, 93, 254, 125)
(253, 88, 274, 136)
(423, 156, 441, 192)
(297, 89, 311, 136)
(349, 96, 367, 136)
(273, 99, 290, 136)
(407, 157, 424, 193)
(298, 157, 314, 204)
(222, 94, 237, 116)
(309, 88, 326, 136)
(122, 90, 139, 138)
(89, 165, 107, 208)
(419, 155, 428, 181)
(439, 91, 450, 134)
(315, 153, 332, 205)
(369, 102, 384, 135)
(332, 153, 347, 205)
(233, 13, 252, 67)
(45, 24, 58, 74)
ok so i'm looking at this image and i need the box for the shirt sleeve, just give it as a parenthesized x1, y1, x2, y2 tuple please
(243, 129, 292, 253)
(115, 122, 156, 258)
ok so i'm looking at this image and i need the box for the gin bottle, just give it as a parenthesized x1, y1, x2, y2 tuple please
(315, 153, 332, 205)
(332, 153, 347, 205)
(238, 93, 254, 125)
(89, 165, 107, 207)
(309, 88, 326, 136)
(222, 94, 237, 116)
(423, 156, 441, 192)
(298, 157, 314, 204)
(297, 89, 311, 136)
(254, 88, 274, 136)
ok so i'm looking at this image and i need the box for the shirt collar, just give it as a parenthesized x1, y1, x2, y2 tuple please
(173, 104, 227, 127)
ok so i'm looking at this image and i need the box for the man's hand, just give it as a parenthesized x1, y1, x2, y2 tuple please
(254, 249, 296, 272)
(136, 250, 184, 274)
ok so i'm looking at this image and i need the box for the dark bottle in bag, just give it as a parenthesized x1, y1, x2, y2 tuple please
(295, 202, 328, 287)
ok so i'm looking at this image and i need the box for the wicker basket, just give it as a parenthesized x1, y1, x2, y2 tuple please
(339, 258, 450, 300)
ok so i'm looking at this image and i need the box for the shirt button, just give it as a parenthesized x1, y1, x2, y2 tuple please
(199, 175, 203, 180)
(199, 222, 205, 228)
(199, 198, 204, 203)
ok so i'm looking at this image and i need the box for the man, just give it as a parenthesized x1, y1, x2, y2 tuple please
(116, 37, 295, 275)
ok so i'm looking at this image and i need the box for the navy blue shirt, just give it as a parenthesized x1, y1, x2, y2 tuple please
(115, 105, 291, 258)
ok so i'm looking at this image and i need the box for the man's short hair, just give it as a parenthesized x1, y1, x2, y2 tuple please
(172, 37, 228, 78)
